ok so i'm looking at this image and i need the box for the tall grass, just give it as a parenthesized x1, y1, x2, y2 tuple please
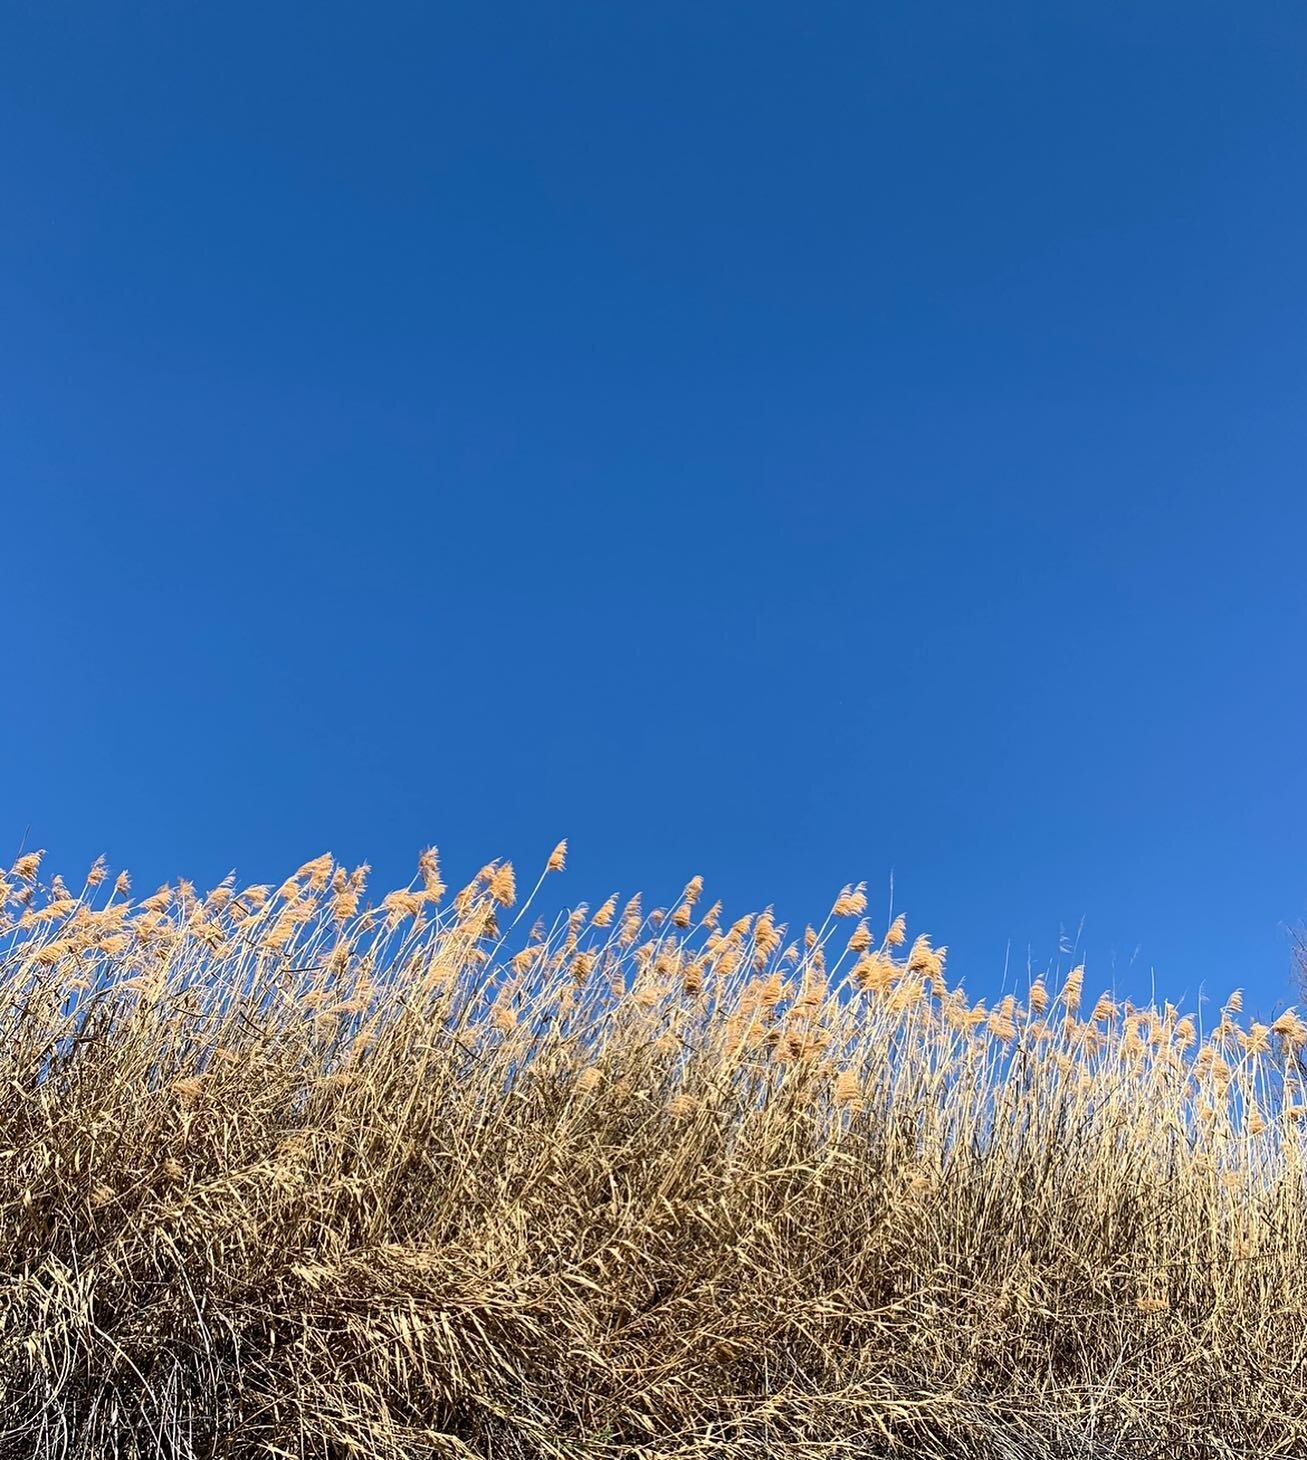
(1, 844, 1304, 1459)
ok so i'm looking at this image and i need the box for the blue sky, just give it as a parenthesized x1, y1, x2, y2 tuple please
(3, 3, 1305, 1017)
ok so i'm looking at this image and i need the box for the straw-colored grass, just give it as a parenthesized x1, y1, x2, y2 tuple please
(1, 844, 1304, 1459)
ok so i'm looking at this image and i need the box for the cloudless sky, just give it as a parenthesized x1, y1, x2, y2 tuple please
(3, 3, 1306, 1017)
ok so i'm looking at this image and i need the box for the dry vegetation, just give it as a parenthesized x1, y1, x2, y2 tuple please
(1, 844, 1304, 1460)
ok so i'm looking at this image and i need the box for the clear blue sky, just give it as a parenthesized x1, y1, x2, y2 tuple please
(4, 3, 1305, 1017)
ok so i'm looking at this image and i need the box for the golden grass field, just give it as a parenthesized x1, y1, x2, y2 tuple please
(1, 844, 1304, 1459)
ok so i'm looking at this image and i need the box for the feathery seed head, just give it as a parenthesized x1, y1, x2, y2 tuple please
(1090, 993, 1116, 1025)
(847, 919, 872, 954)
(831, 883, 867, 918)
(489, 862, 517, 907)
(833, 1071, 863, 1110)
(418, 846, 446, 900)
(1060, 966, 1085, 1016)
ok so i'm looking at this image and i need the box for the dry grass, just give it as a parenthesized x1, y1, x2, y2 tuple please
(1, 844, 1304, 1459)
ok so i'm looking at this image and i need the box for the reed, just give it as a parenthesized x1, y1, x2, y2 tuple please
(0, 845, 1303, 1459)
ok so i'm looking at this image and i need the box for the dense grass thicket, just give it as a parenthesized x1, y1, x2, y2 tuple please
(1, 844, 1305, 1459)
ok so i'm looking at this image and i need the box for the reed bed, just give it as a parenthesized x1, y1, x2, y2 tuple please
(0, 844, 1304, 1459)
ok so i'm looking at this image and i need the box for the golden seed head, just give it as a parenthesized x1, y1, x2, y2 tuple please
(297, 853, 334, 890)
(987, 995, 1018, 1039)
(798, 973, 827, 1009)
(618, 895, 642, 945)
(831, 883, 867, 918)
(757, 972, 785, 1012)
(488, 862, 517, 907)
(381, 889, 424, 924)
(847, 919, 872, 953)
(753, 911, 783, 967)
(1060, 966, 1084, 1015)
(1089, 993, 1116, 1025)
(1273, 1011, 1307, 1048)
(1240, 1023, 1270, 1056)
(510, 945, 540, 974)
(906, 934, 933, 972)
(854, 951, 897, 995)
(141, 885, 173, 914)
(547, 839, 568, 872)
(418, 846, 446, 900)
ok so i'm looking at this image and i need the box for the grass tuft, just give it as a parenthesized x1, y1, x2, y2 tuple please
(1, 846, 1304, 1458)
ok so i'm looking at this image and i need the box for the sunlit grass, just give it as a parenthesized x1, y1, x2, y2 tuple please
(1, 843, 1304, 1458)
